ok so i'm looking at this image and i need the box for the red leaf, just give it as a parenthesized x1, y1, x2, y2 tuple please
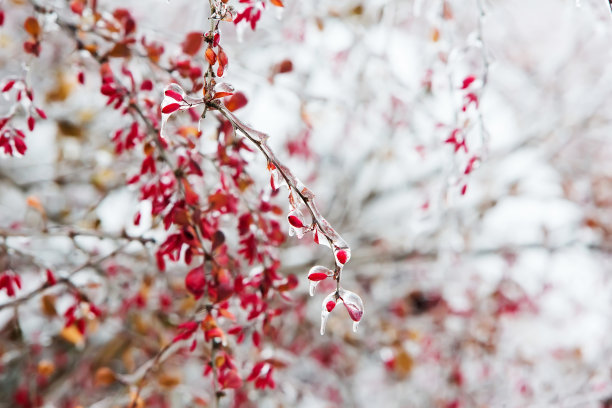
(277, 59, 293, 73)
(27, 116, 35, 131)
(70, 0, 85, 15)
(45, 269, 56, 285)
(162, 103, 181, 114)
(288, 214, 304, 228)
(164, 89, 183, 102)
(461, 75, 476, 89)
(185, 267, 206, 299)
(308, 272, 328, 282)
(221, 370, 243, 389)
(218, 48, 228, 67)
(13, 137, 26, 155)
(2, 80, 15, 93)
(140, 79, 153, 91)
(252, 330, 261, 348)
(100, 84, 115, 96)
(35, 107, 46, 119)
(247, 362, 265, 381)
(326, 300, 336, 312)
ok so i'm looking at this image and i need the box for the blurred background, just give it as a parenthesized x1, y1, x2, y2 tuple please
(1, 0, 612, 407)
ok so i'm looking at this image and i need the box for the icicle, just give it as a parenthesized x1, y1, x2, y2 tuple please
(309, 280, 319, 297)
(320, 291, 337, 335)
(352, 320, 360, 332)
(320, 310, 330, 335)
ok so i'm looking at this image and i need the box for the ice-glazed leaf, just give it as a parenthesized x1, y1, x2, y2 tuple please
(335, 247, 351, 266)
(339, 288, 364, 331)
(307, 265, 333, 282)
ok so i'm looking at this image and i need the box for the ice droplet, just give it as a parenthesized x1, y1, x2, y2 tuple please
(352, 320, 360, 332)
(320, 310, 329, 335)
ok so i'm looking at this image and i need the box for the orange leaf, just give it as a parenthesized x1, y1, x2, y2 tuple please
(270, 0, 284, 7)
(108, 42, 131, 58)
(219, 308, 236, 321)
(61, 325, 84, 346)
(224, 92, 248, 112)
(26, 195, 45, 214)
(158, 373, 182, 389)
(181, 178, 200, 206)
(431, 28, 440, 42)
(205, 48, 217, 66)
(93, 367, 115, 386)
(24, 17, 41, 37)
(182, 32, 203, 56)
(177, 126, 201, 138)
(37, 360, 55, 377)
(213, 91, 233, 99)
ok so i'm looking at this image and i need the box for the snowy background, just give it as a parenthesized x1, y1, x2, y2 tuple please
(2, 0, 612, 407)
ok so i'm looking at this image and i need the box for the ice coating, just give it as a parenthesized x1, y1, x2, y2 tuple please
(313, 228, 331, 248)
(218, 105, 349, 252)
(215, 82, 235, 94)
